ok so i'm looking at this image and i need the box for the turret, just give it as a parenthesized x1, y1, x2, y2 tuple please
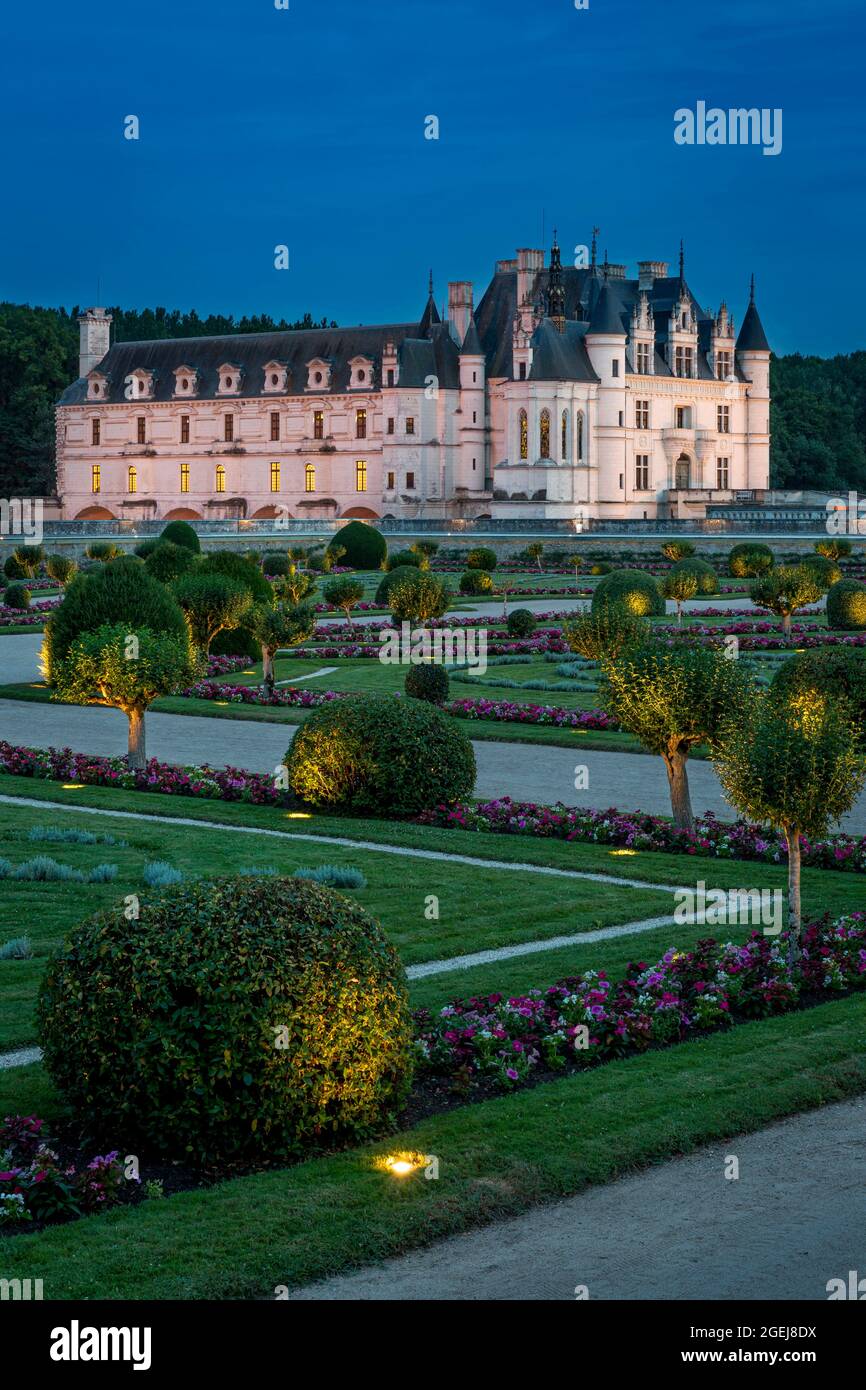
(736, 274, 771, 488)
(78, 307, 112, 379)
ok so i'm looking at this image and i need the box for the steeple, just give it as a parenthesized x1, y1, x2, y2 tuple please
(546, 230, 566, 333)
(419, 269, 441, 336)
(678, 240, 686, 288)
(736, 274, 770, 353)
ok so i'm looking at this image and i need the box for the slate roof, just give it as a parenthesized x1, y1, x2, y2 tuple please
(736, 300, 771, 352)
(529, 320, 599, 383)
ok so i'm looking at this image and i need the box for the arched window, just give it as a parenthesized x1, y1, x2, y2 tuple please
(561, 410, 569, 460)
(127, 465, 137, 494)
(576, 411, 584, 461)
(215, 464, 226, 494)
(305, 462, 316, 493)
(540, 409, 551, 459)
(519, 409, 528, 460)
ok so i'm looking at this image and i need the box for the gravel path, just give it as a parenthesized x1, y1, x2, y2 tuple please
(287, 1094, 866, 1301)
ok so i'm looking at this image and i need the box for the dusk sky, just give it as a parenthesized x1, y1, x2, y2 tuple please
(2, 0, 864, 355)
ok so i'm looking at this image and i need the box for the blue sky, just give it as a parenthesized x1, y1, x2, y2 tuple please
(2, 0, 864, 355)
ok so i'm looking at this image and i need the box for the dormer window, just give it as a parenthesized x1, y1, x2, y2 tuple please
(86, 371, 109, 402)
(216, 363, 243, 396)
(305, 358, 332, 392)
(128, 368, 155, 400)
(348, 356, 374, 390)
(262, 361, 288, 394)
(173, 365, 198, 398)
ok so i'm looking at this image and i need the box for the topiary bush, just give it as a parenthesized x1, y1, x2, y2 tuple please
(262, 552, 290, 577)
(588, 560, 612, 576)
(160, 519, 201, 553)
(197, 550, 273, 604)
(85, 541, 121, 563)
(770, 648, 866, 742)
(3, 554, 27, 580)
(459, 569, 494, 595)
(376, 565, 419, 606)
(592, 569, 664, 617)
(388, 571, 450, 622)
(144, 540, 198, 584)
(134, 539, 160, 560)
(405, 663, 450, 703)
(46, 554, 77, 586)
(386, 549, 422, 572)
(563, 604, 650, 662)
(729, 542, 774, 578)
(466, 546, 497, 571)
(42, 556, 187, 683)
(670, 556, 718, 595)
(815, 538, 852, 561)
(661, 540, 695, 562)
(506, 608, 536, 637)
(11, 545, 44, 577)
(286, 693, 475, 815)
(327, 520, 386, 571)
(3, 583, 31, 610)
(826, 578, 866, 631)
(38, 876, 413, 1162)
(799, 553, 842, 590)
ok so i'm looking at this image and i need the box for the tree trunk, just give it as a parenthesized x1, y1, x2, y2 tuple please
(785, 824, 802, 976)
(127, 708, 146, 770)
(262, 644, 274, 696)
(782, 610, 792, 639)
(662, 742, 695, 832)
(676, 600, 683, 626)
(343, 607, 354, 636)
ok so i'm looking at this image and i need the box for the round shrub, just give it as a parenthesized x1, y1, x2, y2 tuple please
(327, 520, 386, 571)
(386, 549, 422, 572)
(144, 540, 198, 584)
(459, 569, 494, 595)
(43, 556, 187, 683)
(506, 608, 536, 637)
(198, 550, 272, 604)
(375, 565, 418, 605)
(826, 578, 866, 631)
(37, 876, 413, 1162)
(466, 546, 497, 571)
(770, 648, 866, 737)
(564, 604, 650, 662)
(405, 663, 450, 703)
(815, 538, 852, 560)
(670, 556, 719, 595)
(85, 541, 121, 562)
(160, 519, 201, 553)
(729, 542, 774, 578)
(589, 560, 612, 576)
(287, 693, 475, 816)
(3, 554, 27, 580)
(46, 554, 77, 586)
(799, 553, 842, 591)
(592, 569, 664, 617)
(388, 571, 450, 622)
(262, 552, 290, 577)
(11, 545, 44, 577)
(4, 583, 31, 610)
(661, 540, 695, 562)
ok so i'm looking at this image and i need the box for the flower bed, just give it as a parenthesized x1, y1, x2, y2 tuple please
(0, 1115, 132, 1229)
(184, 680, 344, 709)
(414, 915, 866, 1088)
(203, 654, 250, 677)
(444, 698, 618, 731)
(417, 798, 866, 873)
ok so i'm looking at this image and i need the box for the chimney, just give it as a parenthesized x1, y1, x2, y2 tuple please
(495, 258, 518, 275)
(448, 281, 474, 345)
(607, 263, 628, 280)
(78, 307, 112, 378)
(638, 261, 668, 292)
(516, 248, 544, 309)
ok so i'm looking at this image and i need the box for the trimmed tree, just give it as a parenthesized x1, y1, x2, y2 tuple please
(592, 568, 664, 617)
(600, 641, 752, 831)
(388, 571, 450, 623)
(712, 694, 866, 965)
(661, 568, 699, 624)
(815, 537, 852, 561)
(172, 572, 252, 653)
(770, 648, 866, 747)
(51, 623, 202, 769)
(160, 519, 201, 553)
(144, 540, 198, 584)
(525, 541, 545, 571)
(277, 564, 317, 606)
(11, 544, 44, 577)
(671, 556, 719, 595)
(323, 576, 365, 632)
(249, 601, 315, 694)
(197, 550, 273, 604)
(326, 521, 386, 571)
(827, 578, 866, 631)
(564, 604, 650, 661)
(729, 542, 774, 578)
(751, 564, 824, 638)
(46, 554, 78, 587)
(661, 540, 695, 562)
(799, 552, 842, 590)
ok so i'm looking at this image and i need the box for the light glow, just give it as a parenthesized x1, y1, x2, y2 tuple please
(285, 812, 312, 820)
(379, 1151, 427, 1178)
(610, 849, 637, 857)
(62, 783, 86, 790)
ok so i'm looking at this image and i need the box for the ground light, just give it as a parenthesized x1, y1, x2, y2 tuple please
(610, 848, 637, 856)
(285, 812, 312, 820)
(62, 784, 86, 790)
(378, 1151, 428, 1178)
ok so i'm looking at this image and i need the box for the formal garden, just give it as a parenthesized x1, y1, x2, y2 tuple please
(0, 520, 865, 1299)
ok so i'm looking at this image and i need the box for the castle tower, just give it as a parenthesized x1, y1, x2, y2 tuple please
(78, 307, 112, 379)
(736, 274, 771, 489)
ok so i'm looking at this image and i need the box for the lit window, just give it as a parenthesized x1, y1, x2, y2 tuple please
(180, 463, 190, 493)
(305, 462, 316, 492)
(635, 455, 650, 490)
(180, 415, 190, 443)
(717, 457, 730, 488)
(355, 459, 367, 492)
(313, 410, 324, 440)
(224, 415, 234, 442)
(539, 409, 550, 459)
(216, 464, 226, 493)
(519, 410, 528, 460)
(92, 418, 101, 446)
(270, 412, 280, 441)
(405, 416, 415, 435)
(91, 464, 101, 493)
(136, 417, 146, 444)
(270, 461, 281, 493)
(127, 465, 137, 494)
(356, 409, 367, 439)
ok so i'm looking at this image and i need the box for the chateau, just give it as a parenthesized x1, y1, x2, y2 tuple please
(55, 239, 771, 525)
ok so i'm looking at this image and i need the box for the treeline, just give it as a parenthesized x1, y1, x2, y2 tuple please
(1, 300, 865, 497)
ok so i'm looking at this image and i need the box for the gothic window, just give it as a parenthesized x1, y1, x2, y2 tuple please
(519, 410, 528, 460)
(716, 351, 731, 381)
(270, 461, 281, 493)
(215, 464, 226, 493)
(576, 412, 584, 461)
(561, 410, 569, 459)
(180, 463, 190, 493)
(91, 464, 101, 493)
(540, 409, 551, 459)
(127, 466, 137, 494)
(355, 459, 367, 492)
(305, 462, 316, 492)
